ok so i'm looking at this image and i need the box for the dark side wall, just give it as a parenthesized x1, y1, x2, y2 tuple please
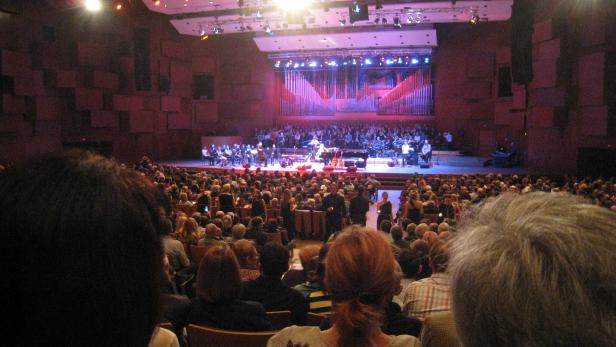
(0, 2, 202, 163)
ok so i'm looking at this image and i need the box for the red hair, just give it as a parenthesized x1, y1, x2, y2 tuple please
(325, 227, 397, 347)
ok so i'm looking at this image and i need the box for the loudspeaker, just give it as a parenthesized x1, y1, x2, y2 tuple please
(134, 29, 151, 91)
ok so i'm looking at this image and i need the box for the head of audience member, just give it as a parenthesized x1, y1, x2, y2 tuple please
(415, 223, 429, 238)
(379, 219, 392, 233)
(397, 249, 425, 280)
(222, 214, 233, 229)
(437, 222, 449, 233)
(410, 239, 430, 256)
(231, 223, 246, 240)
(325, 227, 398, 347)
(259, 242, 290, 278)
(423, 230, 438, 247)
(231, 239, 260, 270)
(205, 223, 219, 239)
(391, 225, 404, 241)
(196, 244, 242, 304)
(450, 192, 616, 346)
(1, 151, 164, 346)
(428, 239, 448, 273)
(299, 245, 321, 275)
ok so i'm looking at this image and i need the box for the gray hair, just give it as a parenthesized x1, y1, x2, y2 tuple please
(450, 192, 616, 347)
(231, 223, 246, 240)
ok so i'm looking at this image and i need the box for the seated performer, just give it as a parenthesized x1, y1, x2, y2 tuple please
(201, 146, 214, 166)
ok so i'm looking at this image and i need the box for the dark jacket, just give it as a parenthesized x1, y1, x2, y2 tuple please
(182, 298, 272, 332)
(242, 276, 308, 325)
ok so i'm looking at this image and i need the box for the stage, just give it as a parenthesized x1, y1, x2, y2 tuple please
(161, 156, 532, 176)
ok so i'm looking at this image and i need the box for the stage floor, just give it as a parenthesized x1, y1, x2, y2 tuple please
(161, 157, 532, 176)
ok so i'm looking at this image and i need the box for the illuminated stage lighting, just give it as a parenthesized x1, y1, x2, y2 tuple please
(411, 58, 419, 65)
(424, 57, 431, 64)
(364, 58, 372, 65)
(115, 2, 124, 11)
(153, 0, 161, 6)
(275, 0, 313, 12)
(469, 13, 480, 25)
(84, 0, 102, 12)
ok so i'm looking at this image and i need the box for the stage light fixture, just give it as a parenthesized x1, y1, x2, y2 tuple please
(469, 13, 479, 25)
(424, 57, 430, 64)
(275, 0, 313, 12)
(364, 58, 372, 65)
(84, 0, 102, 12)
(411, 58, 419, 65)
(213, 25, 223, 34)
(393, 16, 402, 28)
(264, 24, 274, 35)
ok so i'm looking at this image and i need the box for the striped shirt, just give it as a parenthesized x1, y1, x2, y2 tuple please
(402, 272, 451, 320)
(308, 290, 332, 314)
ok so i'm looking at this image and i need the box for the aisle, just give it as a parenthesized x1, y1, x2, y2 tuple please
(366, 189, 402, 230)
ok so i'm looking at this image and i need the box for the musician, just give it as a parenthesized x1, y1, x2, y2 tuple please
(210, 145, 219, 166)
(256, 142, 267, 167)
(201, 146, 214, 166)
(421, 139, 432, 164)
(401, 141, 410, 167)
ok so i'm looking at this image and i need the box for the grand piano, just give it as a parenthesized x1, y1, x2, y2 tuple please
(320, 149, 369, 167)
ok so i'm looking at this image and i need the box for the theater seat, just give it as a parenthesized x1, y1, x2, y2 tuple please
(187, 324, 277, 347)
(266, 310, 292, 330)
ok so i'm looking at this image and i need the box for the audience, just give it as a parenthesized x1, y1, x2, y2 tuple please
(268, 227, 421, 347)
(403, 239, 451, 320)
(242, 242, 308, 325)
(181, 244, 272, 331)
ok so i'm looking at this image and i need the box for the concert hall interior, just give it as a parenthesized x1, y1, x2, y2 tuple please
(0, 0, 613, 176)
(3, 2, 616, 347)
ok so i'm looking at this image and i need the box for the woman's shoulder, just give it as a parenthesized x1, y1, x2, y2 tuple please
(267, 326, 325, 347)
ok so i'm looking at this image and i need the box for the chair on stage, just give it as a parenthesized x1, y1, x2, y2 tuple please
(186, 324, 277, 347)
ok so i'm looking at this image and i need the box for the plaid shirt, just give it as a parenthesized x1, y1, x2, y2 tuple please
(403, 272, 451, 320)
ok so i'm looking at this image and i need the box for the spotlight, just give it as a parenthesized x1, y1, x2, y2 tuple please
(411, 58, 419, 65)
(375, 0, 382, 10)
(153, 0, 161, 6)
(393, 16, 402, 28)
(275, 0, 314, 12)
(469, 13, 480, 25)
(424, 57, 431, 64)
(364, 58, 372, 65)
(84, 0, 102, 12)
(114, 2, 124, 11)
(264, 24, 273, 35)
